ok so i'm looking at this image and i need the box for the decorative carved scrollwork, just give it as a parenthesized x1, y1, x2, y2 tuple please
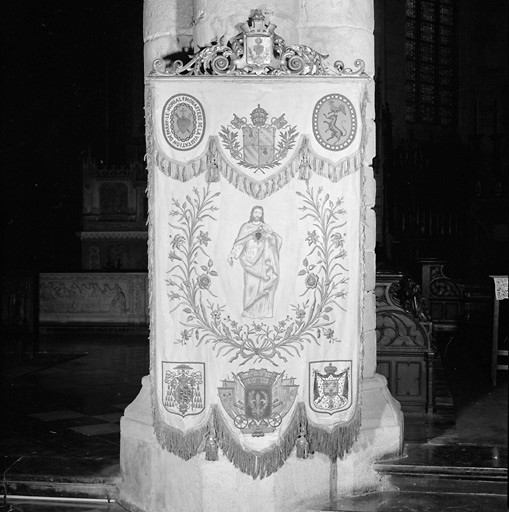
(429, 277, 462, 298)
(375, 275, 432, 351)
(428, 264, 463, 298)
(151, 10, 369, 78)
(376, 310, 427, 349)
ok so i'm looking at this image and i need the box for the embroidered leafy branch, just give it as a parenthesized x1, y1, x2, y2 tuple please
(219, 126, 242, 160)
(165, 186, 220, 345)
(166, 184, 348, 364)
(275, 125, 298, 161)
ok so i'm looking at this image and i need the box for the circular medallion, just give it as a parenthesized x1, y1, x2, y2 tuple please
(162, 94, 206, 151)
(312, 94, 357, 151)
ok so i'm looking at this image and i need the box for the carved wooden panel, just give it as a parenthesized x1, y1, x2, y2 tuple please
(376, 272, 433, 413)
(421, 259, 464, 331)
(395, 361, 422, 397)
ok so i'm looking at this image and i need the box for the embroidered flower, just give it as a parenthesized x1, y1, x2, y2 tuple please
(305, 230, 319, 246)
(197, 274, 211, 290)
(178, 329, 192, 345)
(170, 234, 185, 250)
(324, 328, 335, 340)
(295, 308, 306, 320)
(211, 310, 222, 323)
(331, 233, 345, 248)
(305, 273, 319, 289)
(197, 231, 211, 246)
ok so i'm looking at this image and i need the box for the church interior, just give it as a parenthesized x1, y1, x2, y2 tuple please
(1, 0, 507, 511)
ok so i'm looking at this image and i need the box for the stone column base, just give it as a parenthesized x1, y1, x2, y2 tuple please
(118, 374, 403, 512)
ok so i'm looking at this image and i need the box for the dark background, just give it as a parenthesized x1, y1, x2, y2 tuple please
(1, 0, 143, 272)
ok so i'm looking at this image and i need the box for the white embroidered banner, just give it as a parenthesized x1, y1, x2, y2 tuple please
(146, 76, 368, 478)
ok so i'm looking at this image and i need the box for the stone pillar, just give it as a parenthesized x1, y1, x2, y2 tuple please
(119, 2, 403, 511)
(143, 0, 193, 76)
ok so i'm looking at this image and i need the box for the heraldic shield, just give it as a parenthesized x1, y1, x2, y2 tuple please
(218, 369, 298, 436)
(162, 362, 205, 417)
(309, 361, 352, 415)
(243, 124, 275, 167)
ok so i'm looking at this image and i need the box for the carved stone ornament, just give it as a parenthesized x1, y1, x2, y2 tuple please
(151, 9, 368, 78)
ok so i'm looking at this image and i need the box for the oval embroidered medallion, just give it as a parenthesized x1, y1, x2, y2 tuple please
(162, 94, 206, 151)
(312, 94, 357, 151)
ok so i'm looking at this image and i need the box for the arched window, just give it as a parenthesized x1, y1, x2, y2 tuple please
(405, 0, 455, 125)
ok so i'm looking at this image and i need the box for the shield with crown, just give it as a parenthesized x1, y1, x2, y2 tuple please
(309, 361, 352, 415)
(243, 105, 275, 166)
(218, 368, 299, 436)
(220, 104, 298, 174)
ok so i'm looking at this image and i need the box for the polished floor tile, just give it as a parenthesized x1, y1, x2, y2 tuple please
(29, 411, 86, 422)
(91, 414, 122, 423)
(69, 424, 120, 436)
(318, 491, 508, 511)
(381, 442, 507, 470)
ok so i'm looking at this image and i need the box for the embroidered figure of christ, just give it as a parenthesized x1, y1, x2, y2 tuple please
(227, 206, 281, 319)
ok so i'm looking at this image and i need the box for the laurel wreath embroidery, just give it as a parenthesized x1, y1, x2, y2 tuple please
(166, 185, 348, 365)
(219, 124, 298, 172)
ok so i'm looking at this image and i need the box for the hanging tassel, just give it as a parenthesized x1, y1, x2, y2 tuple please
(298, 140, 311, 180)
(205, 139, 220, 182)
(296, 426, 309, 459)
(205, 433, 218, 461)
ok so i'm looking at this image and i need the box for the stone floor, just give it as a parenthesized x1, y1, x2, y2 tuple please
(0, 332, 507, 511)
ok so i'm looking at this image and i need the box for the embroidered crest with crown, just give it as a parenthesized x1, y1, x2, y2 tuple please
(309, 361, 352, 415)
(234, 9, 280, 73)
(220, 104, 298, 173)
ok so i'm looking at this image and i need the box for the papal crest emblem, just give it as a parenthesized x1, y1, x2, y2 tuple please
(162, 362, 205, 417)
(220, 105, 298, 173)
(309, 361, 352, 415)
(312, 94, 357, 152)
(218, 368, 298, 436)
(162, 94, 206, 151)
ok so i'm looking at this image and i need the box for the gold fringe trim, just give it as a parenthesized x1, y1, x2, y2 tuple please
(150, 402, 360, 479)
(153, 410, 213, 461)
(304, 406, 361, 461)
(155, 134, 363, 199)
(145, 84, 158, 440)
(212, 404, 306, 479)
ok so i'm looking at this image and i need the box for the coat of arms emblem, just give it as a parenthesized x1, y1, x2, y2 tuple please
(220, 105, 298, 173)
(162, 362, 205, 416)
(309, 361, 351, 415)
(218, 368, 298, 436)
(312, 94, 357, 152)
(162, 94, 206, 151)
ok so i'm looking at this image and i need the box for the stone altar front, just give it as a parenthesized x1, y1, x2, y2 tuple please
(39, 273, 148, 327)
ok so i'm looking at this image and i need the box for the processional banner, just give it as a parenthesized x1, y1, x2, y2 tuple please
(146, 11, 370, 479)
